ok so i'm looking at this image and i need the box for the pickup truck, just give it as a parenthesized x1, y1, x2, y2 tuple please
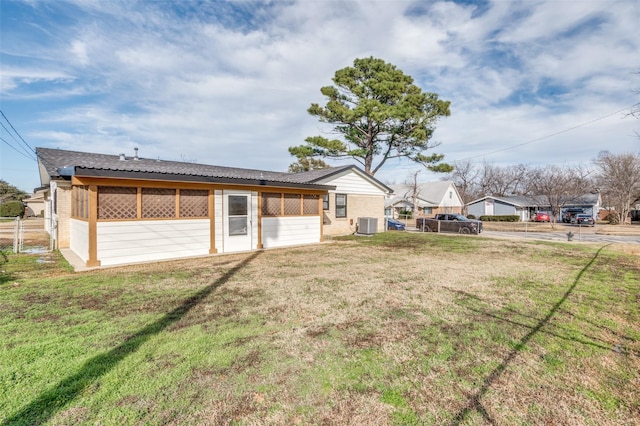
(416, 214, 483, 234)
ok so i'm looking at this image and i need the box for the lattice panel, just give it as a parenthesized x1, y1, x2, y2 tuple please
(98, 187, 137, 219)
(180, 190, 208, 217)
(142, 188, 176, 219)
(283, 193, 301, 216)
(262, 192, 281, 216)
(303, 194, 319, 215)
(73, 186, 89, 219)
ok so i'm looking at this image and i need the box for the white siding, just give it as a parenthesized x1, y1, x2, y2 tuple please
(436, 183, 463, 208)
(214, 190, 223, 252)
(251, 192, 258, 248)
(96, 219, 210, 266)
(262, 216, 321, 248)
(70, 219, 89, 263)
(317, 170, 387, 195)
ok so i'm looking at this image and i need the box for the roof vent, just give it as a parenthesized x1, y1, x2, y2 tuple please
(119, 153, 126, 161)
(134, 147, 140, 161)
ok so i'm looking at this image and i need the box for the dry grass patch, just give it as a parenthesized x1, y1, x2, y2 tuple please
(1, 233, 638, 425)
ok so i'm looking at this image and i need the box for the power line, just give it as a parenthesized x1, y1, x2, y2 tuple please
(0, 121, 34, 159)
(455, 106, 634, 163)
(0, 136, 37, 161)
(0, 109, 36, 157)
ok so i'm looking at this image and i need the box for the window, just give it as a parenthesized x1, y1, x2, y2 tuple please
(335, 194, 347, 218)
(423, 207, 433, 214)
(228, 195, 248, 235)
(322, 194, 329, 210)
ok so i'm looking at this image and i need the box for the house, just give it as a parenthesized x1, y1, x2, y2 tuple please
(23, 189, 46, 217)
(467, 193, 602, 221)
(36, 148, 391, 268)
(385, 181, 463, 218)
(466, 195, 540, 221)
(561, 193, 602, 221)
(286, 166, 392, 236)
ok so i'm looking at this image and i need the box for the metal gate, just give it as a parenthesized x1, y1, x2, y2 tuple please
(0, 217, 52, 254)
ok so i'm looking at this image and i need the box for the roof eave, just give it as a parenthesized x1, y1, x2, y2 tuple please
(308, 165, 393, 193)
(69, 167, 336, 191)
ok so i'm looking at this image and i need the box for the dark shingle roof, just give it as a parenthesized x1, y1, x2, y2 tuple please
(37, 148, 292, 181)
(36, 148, 391, 193)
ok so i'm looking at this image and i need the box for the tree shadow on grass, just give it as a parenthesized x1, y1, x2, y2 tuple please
(3, 251, 261, 426)
(448, 244, 611, 426)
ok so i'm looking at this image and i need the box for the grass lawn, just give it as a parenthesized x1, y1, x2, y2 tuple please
(1, 233, 639, 425)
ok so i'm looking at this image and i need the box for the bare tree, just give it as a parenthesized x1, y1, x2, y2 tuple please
(630, 70, 639, 138)
(529, 165, 588, 226)
(593, 151, 640, 224)
(477, 162, 502, 196)
(405, 170, 422, 216)
(476, 162, 533, 197)
(508, 164, 535, 196)
(448, 160, 481, 207)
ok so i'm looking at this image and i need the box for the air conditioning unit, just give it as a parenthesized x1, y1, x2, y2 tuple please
(357, 217, 378, 235)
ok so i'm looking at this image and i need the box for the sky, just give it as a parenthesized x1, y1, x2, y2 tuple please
(1, 0, 639, 193)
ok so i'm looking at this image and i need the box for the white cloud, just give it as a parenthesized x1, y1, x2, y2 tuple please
(1, 0, 639, 193)
(0, 67, 74, 93)
(70, 40, 89, 65)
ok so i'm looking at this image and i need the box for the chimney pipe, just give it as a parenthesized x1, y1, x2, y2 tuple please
(134, 147, 139, 161)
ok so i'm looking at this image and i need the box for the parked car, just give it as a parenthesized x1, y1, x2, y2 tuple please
(571, 214, 595, 226)
(532, 212, 550, 222)
(562, 208, 584, 223)
(386, 218, 406, 231)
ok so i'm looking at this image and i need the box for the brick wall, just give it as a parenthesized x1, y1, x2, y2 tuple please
(323, 193, 385, 236)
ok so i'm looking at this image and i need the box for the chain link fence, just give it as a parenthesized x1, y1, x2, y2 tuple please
(0, 217, 52, 267)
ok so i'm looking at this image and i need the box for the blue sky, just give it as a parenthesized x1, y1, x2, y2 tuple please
(1, 0, 638, 192)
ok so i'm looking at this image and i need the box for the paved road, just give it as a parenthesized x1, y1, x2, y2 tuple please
(482, 229, 640, 245)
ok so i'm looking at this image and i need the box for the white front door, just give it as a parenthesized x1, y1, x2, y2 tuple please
(223, 191, 253, 252)
(485, 200, 494, 216)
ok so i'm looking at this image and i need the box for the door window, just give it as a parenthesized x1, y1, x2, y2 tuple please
(228, 195, 248, 236)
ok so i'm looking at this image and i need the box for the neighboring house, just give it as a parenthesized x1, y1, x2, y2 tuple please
(467, 193, 602, 221)
(36, 148, 390, 268)
(23, 189, 46, 217)
(466, 195, 540, 221)
(564, 193, 602, 219)
(385, 181, 463, 218)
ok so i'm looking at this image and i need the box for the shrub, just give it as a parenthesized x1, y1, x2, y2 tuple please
(399, 209, 412, 219)
(466, 214, 476, 219)
(479, 215, 520, 222)
(0, 201, 25, 218)
(608, 213, 620, 225)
